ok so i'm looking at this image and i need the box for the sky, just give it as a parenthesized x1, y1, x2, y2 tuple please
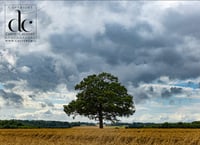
(0, 0, 200, 123)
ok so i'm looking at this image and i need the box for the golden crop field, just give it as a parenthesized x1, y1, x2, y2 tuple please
(0, 128, 200, 145)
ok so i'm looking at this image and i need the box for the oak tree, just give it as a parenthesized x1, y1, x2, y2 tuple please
(63, 72, 135, 128)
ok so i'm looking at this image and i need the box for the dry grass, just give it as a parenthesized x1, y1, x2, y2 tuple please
(0, 127, 200, 145)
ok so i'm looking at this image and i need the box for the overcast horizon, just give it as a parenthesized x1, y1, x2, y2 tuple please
(0, 1, 200, 123)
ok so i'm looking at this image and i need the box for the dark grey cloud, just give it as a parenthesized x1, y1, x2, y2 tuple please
(161, 89, 171, 99)
(0, 62, 18, 82)
(48, 4, 200, 88)
(50, 33, 92, 56)
(3, 83, 15, 89)
(0, 50, 78, 94)
(17, 54, 60, 91)
(1, 2, 200, 99)
(135, 92, 150, 104)
(149, 86, 154, 92)
(170, 87, 182, 94)
(44, 100, 54, 107)
(163, 5, 200, 38)
(0, 90, 23, 108)
(104, 23, 171, 49)
(40, 101, 54, 108)
(40, 103, 46, 108)
(28, 95, 35, 100)
(6, 52, 78, 91)
(153, 48, 183, 67)
(133, 85, 155, 104)
(133, 85, 184, 104)
(44, 110, 52, 115)
(161, 87, 183, 99)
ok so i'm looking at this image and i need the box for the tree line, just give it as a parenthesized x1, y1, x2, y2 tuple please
(1, 120, 200, 129)
(112, 121, 200, 128)
(0, 120, 95, 129)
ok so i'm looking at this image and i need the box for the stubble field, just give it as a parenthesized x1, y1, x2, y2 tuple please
(0, 127, 200, 145)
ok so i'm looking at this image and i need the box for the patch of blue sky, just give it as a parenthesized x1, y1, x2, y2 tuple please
(187, 97, 200, 103)
(52, 99, 65, 104)
(46, 96, 66, 104)
(174, 82, 199, 89)
(0, 83, 3, 89)
(152, 95, 191, 108)
(35, 95, 66, 103)
(48, 95, 70, 104)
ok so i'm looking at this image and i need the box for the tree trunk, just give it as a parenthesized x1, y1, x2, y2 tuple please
(99, 113, 103, 129)
(98, 105, 103, 129)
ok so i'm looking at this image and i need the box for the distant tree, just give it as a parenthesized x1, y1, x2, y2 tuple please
(63, 72, 135, 128)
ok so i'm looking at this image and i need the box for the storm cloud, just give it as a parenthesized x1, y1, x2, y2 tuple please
(2, 1, 200, 91)
(0, 90, 23, 108)
(0, 1, 200, 122)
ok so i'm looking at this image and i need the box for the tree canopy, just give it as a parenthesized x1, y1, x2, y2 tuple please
(63, 72, 135, 128)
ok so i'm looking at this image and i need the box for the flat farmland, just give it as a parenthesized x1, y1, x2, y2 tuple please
(0, 128, 200, 145)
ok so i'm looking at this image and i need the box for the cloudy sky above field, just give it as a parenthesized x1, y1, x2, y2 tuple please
(0, 1, 200, 123)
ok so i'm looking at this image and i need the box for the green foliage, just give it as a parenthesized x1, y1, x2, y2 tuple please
(21, 120, 71, 128)
(0, 120, 25, 129)
(70, 122, 96, 127)
(0, 120, 71, 129)
(126, 121, 200, 128)
(64, 72, 135, 128)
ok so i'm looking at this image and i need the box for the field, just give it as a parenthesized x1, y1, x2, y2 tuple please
(0, 128, 200, 145)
